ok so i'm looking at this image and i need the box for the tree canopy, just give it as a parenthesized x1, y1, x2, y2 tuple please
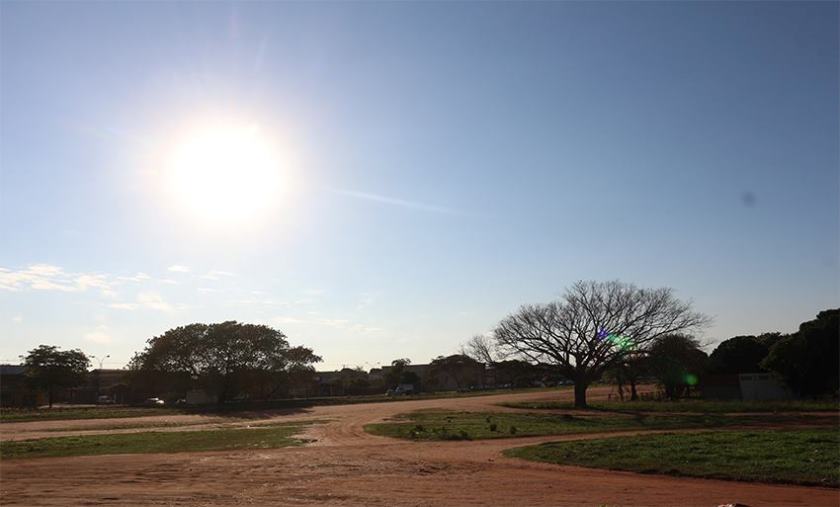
(494, 280, 709, 407)
(708, 333, 780, 374)
(128, 321, 321, 402)
(647, 334, 708, 400)
(429, 354, 483, 389)
(762, 309, 838, 397)
(22, 345, 90, 408)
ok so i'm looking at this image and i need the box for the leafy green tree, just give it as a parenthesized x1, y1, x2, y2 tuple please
(762, 309, 839, 397)
(429, 354, 483, 390)
(384, 358, 411, 389)
(22, 345, 90, 408)
(492, 359, 546, 388)
(129, 321, 321, 403)
(708, 333, 781, 374)
(647, 334, 708, 400)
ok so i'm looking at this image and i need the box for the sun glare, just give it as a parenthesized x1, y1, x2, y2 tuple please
(164, 122, 283, 226)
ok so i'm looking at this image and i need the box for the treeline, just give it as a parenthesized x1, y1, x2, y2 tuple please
(11, 280, 838, 409)
(556, 309, 838, 402)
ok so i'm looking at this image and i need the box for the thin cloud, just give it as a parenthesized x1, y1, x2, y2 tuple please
(200, 270, 235, 281)
(117, 272, 151, 283)
(270, 315, 384, 335)
(84, 325, 112, 345)
(330, 188, 457, 215)
(110, 292, 175, 312)
(109, 303, 139, 310)
(0, 264, 114, 295)
(136, 292, 174, 312)
(167, 265, 191, 273)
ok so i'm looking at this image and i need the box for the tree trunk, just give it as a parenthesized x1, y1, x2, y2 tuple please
(630, 379, 638, 401)
(48, 386, 53, 408)
(574, 380, 588, 408)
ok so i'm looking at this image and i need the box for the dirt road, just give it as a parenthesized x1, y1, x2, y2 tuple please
(1, 387, 836, 506)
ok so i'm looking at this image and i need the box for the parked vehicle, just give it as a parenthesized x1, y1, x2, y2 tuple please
(96, 395, 114, 404)
(144, 397, 165, 406)
(386, 384, 415, 396)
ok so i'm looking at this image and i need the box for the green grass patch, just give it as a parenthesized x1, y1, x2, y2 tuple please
(501, 399, 839, 413)
(505, 428, 840, 487)
(0, 421, 314, 459)
(0, 406, 188, 423)
(363, 410, 773, 441)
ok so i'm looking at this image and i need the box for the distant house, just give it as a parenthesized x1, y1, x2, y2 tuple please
(703, 372, 794, 401)
(67, 369, 129, 404)
(0, 364, 45, 407)
(738, 373, 794, 401)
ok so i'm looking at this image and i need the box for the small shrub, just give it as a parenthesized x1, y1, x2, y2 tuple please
(489, 423, 498, 432)
(509, 426, 517, 435)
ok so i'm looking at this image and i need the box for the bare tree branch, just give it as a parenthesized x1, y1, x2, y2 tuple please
(493, 280, 710, 407)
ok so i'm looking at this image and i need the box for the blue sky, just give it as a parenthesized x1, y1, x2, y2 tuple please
(1, 2, 837, 370)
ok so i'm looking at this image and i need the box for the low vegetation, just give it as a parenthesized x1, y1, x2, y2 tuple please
(500, 399, 839, 413)
(362, 410, 789, 441)
(505, 429, 840, 487)
(0, 406, 186, 423)
(0, 421, 314, 459)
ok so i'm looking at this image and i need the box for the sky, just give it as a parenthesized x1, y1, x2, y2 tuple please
(1, 1, 837, 370)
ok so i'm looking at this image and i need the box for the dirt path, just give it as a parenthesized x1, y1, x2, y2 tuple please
(2, 387, 836, 506)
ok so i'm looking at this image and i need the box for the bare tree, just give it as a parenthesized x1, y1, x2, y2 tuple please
(494, 280, 710, 408)
(460, 335, 499, 365)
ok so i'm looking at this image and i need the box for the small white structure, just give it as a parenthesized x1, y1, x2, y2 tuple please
(738, 373, 794, 401)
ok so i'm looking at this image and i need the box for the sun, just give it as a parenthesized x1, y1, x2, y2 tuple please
(163, 122, 283, 226)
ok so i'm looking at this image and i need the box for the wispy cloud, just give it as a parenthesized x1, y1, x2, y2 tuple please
(167, 265, 191, 273)
(84, 325, 112, 345)
(109, 291, 176, 312)
(330, 188, 457, 215)
(117, 272, 151, 283)
(0, 264, 115, 296)
(137, 292, 173, 312)
(200, 270, 235, 281)
(270, 315, 384, 335)
(108, 303, 139, 310)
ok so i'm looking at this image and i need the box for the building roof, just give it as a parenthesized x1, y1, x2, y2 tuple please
(0, 364, 26, 375)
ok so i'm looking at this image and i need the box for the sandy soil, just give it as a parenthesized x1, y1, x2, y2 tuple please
(1, 386, 836, 507)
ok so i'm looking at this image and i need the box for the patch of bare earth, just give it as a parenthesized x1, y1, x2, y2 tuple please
(2, 386, 836, 506)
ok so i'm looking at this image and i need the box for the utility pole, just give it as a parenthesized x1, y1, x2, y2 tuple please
(90, 354, 110, 400)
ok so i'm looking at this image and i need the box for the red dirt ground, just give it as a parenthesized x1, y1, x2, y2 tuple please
(1, 386, 836, 506)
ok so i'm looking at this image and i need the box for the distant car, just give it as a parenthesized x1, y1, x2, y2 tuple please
(386, 384, 415, 396)
(144, 397, 165, 406)
(174, 398, 187, 406)
(97, 395, 114, 404)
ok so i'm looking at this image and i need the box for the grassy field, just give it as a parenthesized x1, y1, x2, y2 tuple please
(505, 428, 840, 487)
(500, 399, 839, 413)
(0, 406, 188, 424)
(1, 387, 557, 423)
(0, 421, 315, 459)
(363, 409, 780, 441)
